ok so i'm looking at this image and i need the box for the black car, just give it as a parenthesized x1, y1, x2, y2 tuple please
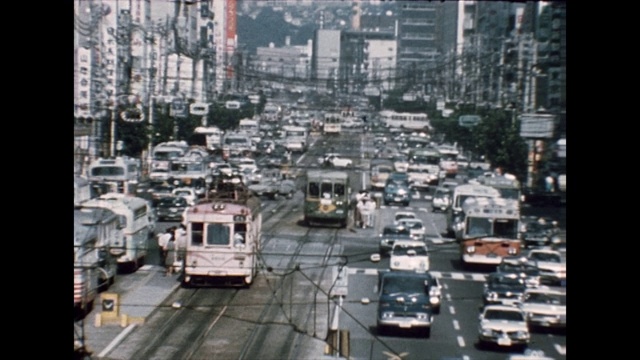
(496, 261, 542, 288)
(483, 272, 527, 306)
(520, 217, 561, 248)
(155, 196, 189, 222)
(376, 270, 438, 337)
(383, 181, 411, 206)
(378, 224, 413, 255)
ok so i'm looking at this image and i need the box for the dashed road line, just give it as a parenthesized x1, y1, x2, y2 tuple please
(457, 336, 466, 347)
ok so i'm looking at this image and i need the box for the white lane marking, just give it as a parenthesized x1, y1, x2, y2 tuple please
(554, 344, 566, 355)
(98, 324, 137, 358)
(462, 356, 470, 360)
(453, 319, 460, 330)
(451, 273, 465, 280)
(449, 305, 456, 315)
(457, 336, 466, 347)
(446, 293, 452, 301)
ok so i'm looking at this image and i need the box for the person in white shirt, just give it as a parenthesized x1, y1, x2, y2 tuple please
(174, 224, 187, 272)
(157, 228, 173, 266)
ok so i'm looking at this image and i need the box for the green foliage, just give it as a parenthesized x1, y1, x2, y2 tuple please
(430, 107, 528, 181)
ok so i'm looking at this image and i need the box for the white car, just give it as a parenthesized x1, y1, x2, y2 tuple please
(171, 187, 197, 206)
(319, 153, 353, 168)
(526, 249, 566, 285)
(394, 218, 425, 240)
(394, 211, 416, 222)
(392, 155, 410, 173)
(518, 287, 566, 330)
(478, 304, 530, 350)
(389, 240, 430, 272)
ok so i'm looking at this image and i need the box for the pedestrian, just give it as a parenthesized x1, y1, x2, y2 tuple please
(363, 196, 377, 227)
(165, 236, 176, 276)
(354, 190, 368, 228)
(174, 224, 187, 273)
(358, 196, 373, 229)
(157, 228, 173, 266)
(545, 175, 555, 193)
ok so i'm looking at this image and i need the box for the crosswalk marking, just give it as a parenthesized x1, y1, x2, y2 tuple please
(346, 267, 488, 281)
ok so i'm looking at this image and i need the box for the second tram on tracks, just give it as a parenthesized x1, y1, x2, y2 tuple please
(303, 170, 351, 228)
(182, 178, 262, 287)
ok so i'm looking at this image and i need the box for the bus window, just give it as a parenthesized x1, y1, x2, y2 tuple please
(308, 182, 320, 197)
(206, 224, 230, 245)
(191, 222, 204, 246)
(468, 218, 492, 236)
(234, 223, 247, 246)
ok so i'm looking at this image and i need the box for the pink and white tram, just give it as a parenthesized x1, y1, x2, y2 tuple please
(181, 187, 262, 287)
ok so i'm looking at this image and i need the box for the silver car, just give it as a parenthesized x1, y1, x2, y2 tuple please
(518, 287, 566, 330)
(478, 304, 530, 350)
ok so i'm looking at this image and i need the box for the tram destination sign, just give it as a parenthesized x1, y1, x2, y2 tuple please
(519, 113, 556, 138)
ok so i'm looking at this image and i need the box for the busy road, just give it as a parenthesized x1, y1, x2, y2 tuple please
(78, 128, 565, 360)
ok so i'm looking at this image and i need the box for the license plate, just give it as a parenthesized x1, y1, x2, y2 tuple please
(497, 337, 512, 346)
(399, 323, 412, 328)
(394, 197, 402, 201)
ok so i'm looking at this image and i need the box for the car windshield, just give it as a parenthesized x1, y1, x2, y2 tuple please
(499, 263, 538, 274)
(525, 292, 566, 305)
(383, 227, 410, 236)
(488, 275, 525, 288)
(382, 276, 427, 295)
(158, 198, 186, 207)
(529, 252, 562, 263)
(484, 309, 525, 322)
(393, 245, 428, 256)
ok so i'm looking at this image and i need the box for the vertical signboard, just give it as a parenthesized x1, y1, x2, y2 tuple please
(225, 0, 237, 79)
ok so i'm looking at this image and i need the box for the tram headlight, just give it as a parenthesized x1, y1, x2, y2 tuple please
(508, 247, 517, 255)
(466, 246, 476, 254)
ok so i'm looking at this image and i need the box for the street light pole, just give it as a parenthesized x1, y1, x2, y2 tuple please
(110, 107, 117, 157)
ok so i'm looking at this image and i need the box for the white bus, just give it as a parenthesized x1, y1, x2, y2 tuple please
(458, 197, 521, 267)
(323, 112, 342, 135)
(150, 141, 190, 180)
(379, 110, 431, 131)
(282, 125, 309, 153)
(446, 184, 501, 238)
(80, 193, 154, 273)
(74, 207, 121, 317)
(194, 126, 224, 151)
(87, 156, 140, 195)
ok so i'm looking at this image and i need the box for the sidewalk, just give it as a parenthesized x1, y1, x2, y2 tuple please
(80, 264, 181, 358)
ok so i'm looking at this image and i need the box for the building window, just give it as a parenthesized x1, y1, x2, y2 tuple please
(80, 91, 88, 98)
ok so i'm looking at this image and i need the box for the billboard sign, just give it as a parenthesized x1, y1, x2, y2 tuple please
(519, 113, 556, 138)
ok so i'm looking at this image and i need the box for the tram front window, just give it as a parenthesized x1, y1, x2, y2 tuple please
(334, 182, 345, 197)
(206, 224, 230, 245)
(321, 182, 332, 199)
(308, 182, 320, 197)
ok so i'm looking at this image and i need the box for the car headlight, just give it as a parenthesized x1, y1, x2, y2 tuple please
(466, 246, 475, 254)
(480, 328, 494, 337)
(515, 331, 530, 339)
(508, 247, 517, 255)
(486, 291, 498, 300)
(415, 312, 429, 320)
(381, 311, 394, 319)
